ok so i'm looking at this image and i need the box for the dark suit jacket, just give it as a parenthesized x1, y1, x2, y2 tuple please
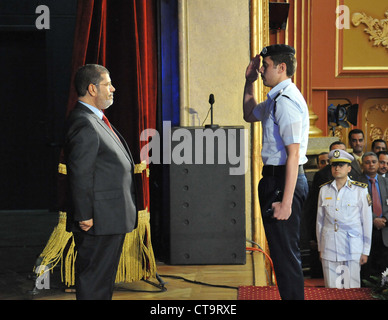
(64, 103, 137, 235)
(359, 174, 388, 247)
(350, 155, 363, 178)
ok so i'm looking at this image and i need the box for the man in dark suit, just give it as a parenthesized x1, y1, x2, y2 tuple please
(359, 152, 388, 281)
(372, 139, 387, 155)
(348, 129, 365, 177)
(65, 64, 137, 300)
(377, 150, 388, 178)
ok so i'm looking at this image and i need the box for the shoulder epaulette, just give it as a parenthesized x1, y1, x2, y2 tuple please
(319, 180, 333, 188)
(350, 180, 368, 188)
(275, 94, 291, 102)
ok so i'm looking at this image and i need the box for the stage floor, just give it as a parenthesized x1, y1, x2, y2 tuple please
(0, 210, 267, 300)
(5, 210, 374, 302)
(2, 254, 265, 300)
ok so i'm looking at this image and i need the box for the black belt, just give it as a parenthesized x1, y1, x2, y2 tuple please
(262, 165, 304, 177)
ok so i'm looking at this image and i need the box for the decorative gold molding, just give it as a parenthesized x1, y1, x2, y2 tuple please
(251, 0, 270, 284)
(250, 0, 268, 238)
(365, 104, 388, 142)
(352, 10, 388, 50)
(332, 127, 344, 142)
(336, 2, 388, 76)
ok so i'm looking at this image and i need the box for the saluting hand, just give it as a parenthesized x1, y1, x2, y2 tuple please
(245, 54, 261, 83)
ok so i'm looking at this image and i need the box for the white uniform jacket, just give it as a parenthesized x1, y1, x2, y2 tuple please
(316, 178, 373, 262)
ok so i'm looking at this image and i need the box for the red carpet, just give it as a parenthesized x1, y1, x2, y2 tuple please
(238, 286, 378, 300)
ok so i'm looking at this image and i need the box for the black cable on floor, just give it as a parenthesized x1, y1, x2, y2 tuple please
(115, 272, 167, 293)
(158, 274, 239, 290)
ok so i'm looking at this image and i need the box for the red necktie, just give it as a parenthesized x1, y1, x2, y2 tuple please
(370, 178, 382, 217)
(102, 114, 120, 142)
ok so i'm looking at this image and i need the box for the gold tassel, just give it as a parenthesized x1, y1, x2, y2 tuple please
(34, 212, 74, 278)
(134, 160, 147, 174)
(35, 210, 157, 286)
(58, 163, 67, 175)
(36, 161, 157, 287)
(36, 209, 156, 286)
(62, 235, 76, 287)
(115, 208, 157, 283)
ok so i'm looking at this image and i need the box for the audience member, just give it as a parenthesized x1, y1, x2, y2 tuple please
(317, 152, 329, 170)
(371, 139, 387, 154)
(316, 149, 372, 288)
(348, 129, 365, 176)
(359, 152, 388, 282)
(377, 150, 388, 178)
(303, 141, 360, 278)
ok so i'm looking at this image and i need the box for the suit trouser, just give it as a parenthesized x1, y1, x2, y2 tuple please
(361, 228, 388, 281)
(74, 232, 125, 300)
(259, 170, 308, 300)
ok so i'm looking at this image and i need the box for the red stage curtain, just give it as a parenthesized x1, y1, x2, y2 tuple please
(64, 0, 157, 212)
(66, 0, 107, 117)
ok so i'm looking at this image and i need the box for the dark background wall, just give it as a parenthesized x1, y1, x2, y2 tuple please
(0, 1, 77, 210)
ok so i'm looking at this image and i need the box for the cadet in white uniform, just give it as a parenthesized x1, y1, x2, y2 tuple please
(316, 149, 373, 288)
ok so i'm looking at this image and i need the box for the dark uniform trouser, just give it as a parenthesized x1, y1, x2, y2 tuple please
(259, 166, 308, 300)
(74, 232, 125, 300)
(361, 228, 388, 282)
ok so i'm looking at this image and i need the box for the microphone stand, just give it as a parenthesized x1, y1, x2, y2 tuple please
(205, 94, 219, 129)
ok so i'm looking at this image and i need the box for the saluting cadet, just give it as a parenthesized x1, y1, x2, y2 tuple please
(243, 44, 309, 300)
(316, 149, 373, 288)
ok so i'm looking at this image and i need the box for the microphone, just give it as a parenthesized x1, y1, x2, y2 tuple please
(209, 94, 215, 105)
(205, 93, 219, 129)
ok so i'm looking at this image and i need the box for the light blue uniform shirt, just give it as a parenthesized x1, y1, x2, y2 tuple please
(252, 79, 309, 166)
(79, 100, 104, 120)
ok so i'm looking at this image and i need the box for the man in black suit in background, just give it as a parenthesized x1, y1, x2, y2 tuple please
(360, 152, 388, 282)
(65, 64, 137, 300)
(348, 129, 365, 177)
